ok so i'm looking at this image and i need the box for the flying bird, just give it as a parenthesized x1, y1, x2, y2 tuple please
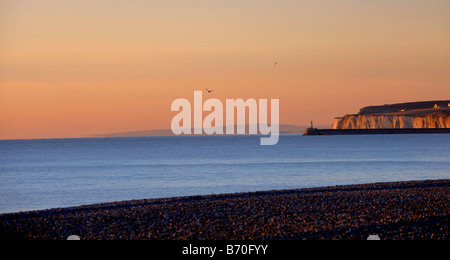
(274, 62, 278, 66)
(205, 88, 214, 93)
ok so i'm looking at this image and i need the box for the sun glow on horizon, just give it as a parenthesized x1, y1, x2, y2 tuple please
(1, 0, 449, 140)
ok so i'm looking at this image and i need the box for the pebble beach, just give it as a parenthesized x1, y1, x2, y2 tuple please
(1, 179, 448, 240)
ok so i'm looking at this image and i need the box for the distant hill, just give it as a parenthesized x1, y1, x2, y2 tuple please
(90, 124, 328, 138)
(91, 129, 175, 138)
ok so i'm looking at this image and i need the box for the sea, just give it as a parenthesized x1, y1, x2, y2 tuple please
(0, 134, 449, 213)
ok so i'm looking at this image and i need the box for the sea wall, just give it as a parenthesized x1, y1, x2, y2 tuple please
(332, 113, 449, 129)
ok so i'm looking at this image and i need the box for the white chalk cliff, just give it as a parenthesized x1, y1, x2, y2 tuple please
(332, 113, 450, 129)
(331, 101, 450, 130)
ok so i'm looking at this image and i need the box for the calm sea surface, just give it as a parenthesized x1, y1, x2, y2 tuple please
(0, 134, 449, 213)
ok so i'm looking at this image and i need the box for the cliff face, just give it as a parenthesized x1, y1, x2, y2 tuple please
(331, 100, 450, 130)
(332, 112, 450, 129)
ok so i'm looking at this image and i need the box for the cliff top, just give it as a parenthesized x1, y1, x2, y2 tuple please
(359, 100, 450, 116)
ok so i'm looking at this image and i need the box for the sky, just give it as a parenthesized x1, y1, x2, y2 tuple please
(0, 0, 449, 139)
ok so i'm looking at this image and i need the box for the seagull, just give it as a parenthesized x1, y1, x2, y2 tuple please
(205, 88, 214, 93)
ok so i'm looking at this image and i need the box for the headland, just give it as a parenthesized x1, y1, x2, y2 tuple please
(306, 100, 450, 135)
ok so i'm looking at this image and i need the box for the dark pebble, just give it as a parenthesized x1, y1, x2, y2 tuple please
(0, 179, 448, 240)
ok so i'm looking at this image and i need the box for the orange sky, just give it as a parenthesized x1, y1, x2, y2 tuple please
(1, 0, 449, 139)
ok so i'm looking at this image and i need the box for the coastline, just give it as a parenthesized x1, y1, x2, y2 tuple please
(1, 179, 448, 240)
(304, 128, 450, 135)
